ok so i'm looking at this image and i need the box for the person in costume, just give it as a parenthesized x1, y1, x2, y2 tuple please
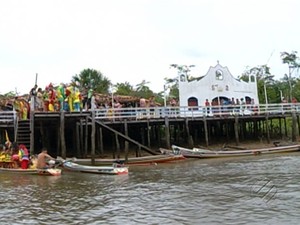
(18, 144, 29, 169)
(73, 88, 82, 112)
(47, 83, 56, 112)
(65, 84, 74, 112)
(56, 83, 66, 111)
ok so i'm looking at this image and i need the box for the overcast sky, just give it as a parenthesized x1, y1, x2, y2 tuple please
(0, 0, 299, 95)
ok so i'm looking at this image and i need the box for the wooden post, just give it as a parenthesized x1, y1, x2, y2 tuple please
(85, 116, 89, 157)
(76, 122, 80, 157)
(292, 110, 298, 142)
(297, 115, 300, 138)
(284, 117, 287, 137)
(203, 117, 209, 147)
(60, 111, 66, 158)
(91, 110, 96, 165)
(147, 120, 151, 148)
(124, 120, 129, 162)
(29, 110, 34, 156)
(115, 133, 120, 158)
(266, 113, 270, 144)
(234, 115, 239, 146)
(99, 127, 103, 156)
(79, 119, 85, 157)
(185, 118, 193, 148)
(165, 117, 171, 149)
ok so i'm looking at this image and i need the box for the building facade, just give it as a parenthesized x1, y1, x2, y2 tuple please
(178, 63, 259, 110)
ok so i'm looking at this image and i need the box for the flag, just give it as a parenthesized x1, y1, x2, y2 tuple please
(5, 130, 10, 143)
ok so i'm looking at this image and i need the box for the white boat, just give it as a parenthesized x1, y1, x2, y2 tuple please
(63, 161, 129, 175)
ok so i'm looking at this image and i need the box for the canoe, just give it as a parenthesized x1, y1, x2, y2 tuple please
(67, 154, 185, 166)
(0, 167, 39, 174)
(171, 144, 300, 158)
(63, 161, 129, 175)
(0, 167, 62, 176)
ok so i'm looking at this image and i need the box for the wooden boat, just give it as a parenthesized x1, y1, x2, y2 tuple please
(63, 161, 129, 175)
(0, 167, 62, 176)
(171, 144, 300, 158)
(67, 154, 185, 166)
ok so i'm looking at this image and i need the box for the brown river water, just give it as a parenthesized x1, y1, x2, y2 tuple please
(1, 153, 300, 225)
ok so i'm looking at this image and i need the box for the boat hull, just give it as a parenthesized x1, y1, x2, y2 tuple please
(0, 167, 62, 176)
(63, 161, 129, 175)
(67, 154, 185, 166)
(172, 144, 300, 158)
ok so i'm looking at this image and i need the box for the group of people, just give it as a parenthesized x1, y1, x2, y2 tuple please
(0, 142, 55, 170)
(29, 82, 95, 113)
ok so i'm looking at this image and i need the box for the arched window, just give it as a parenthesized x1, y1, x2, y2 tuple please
(215, 70, 223, 80)
(250, 75, 255, 82)
(188, 97, 198, 111)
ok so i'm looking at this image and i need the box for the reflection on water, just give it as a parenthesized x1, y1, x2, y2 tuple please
(1, 153, 300, 224)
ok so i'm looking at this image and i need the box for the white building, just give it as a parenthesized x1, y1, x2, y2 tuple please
(178, 63, 259, 110)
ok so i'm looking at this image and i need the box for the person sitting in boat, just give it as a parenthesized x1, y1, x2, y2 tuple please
(29, 155, 38, 169)
(0, 144, 5, 167)
(18, 144, 30, 169)
(36, 147, 56, 169)
(11, 142, 20, 168)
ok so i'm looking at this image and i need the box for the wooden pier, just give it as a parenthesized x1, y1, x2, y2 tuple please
(0, 103, 299, 160)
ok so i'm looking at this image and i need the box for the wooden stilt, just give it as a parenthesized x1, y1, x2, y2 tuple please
(234, 115, 239, 146)
(91, 110, 95, 165)
(165, 117, 171, 149)
(60, 111, 66, 159)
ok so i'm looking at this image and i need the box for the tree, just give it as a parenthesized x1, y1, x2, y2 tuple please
(135, 80, 154, 98)
(71, 68, 111, 93)
(170, 64, 195, 81)
(115, 82, 134, 96)
(240, 65, 275, 104)
(280, 51, 300, 101)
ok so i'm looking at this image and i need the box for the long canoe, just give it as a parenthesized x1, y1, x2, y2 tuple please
(67, 154, 185, 166)
(171, 144, 300, 158)
(63, 161, 128, 175)
(0, 167, 62, 176)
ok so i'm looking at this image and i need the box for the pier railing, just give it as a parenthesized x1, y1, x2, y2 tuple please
(93, 103, 300, 120)
(1, 103, 300, 122)
(0, 111, 16, 123)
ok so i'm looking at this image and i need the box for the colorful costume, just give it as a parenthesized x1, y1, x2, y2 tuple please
(18, 144, 29, 169)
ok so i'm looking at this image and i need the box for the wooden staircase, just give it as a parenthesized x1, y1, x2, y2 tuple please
(16, 120, 31, 149)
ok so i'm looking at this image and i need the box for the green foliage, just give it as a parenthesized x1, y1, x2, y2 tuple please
(134, 80, 154, 99)
(280, 51, 300, 68)
(114, 82, 134, 96)
(1, 91, 16, 98)
(71, 68, 111, 94)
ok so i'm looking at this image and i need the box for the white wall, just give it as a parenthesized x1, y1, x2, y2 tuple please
(178, 63, 259, 107)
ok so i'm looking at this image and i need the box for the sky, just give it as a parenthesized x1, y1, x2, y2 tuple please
(0, 0, 299, 95)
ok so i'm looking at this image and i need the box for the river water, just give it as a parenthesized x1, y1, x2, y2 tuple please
(1, 153, 300, 225)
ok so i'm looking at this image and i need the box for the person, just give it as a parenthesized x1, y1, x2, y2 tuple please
(205, 99, 210, 115)
(0, 144, 5, 165)
(36, 147, 55, 169)
(18, 144, 29, 169)
(11, 142, 20, 168)
(36, 88, 44, 111)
